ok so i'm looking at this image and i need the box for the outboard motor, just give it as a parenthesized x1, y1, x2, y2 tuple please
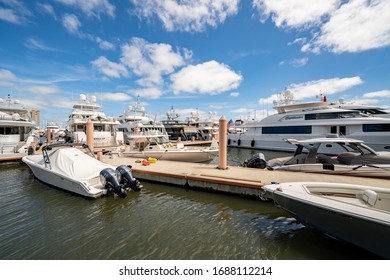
(116, 165, 142, 191)
(241, 153, 267, 169)
(100, 168, 127, 198)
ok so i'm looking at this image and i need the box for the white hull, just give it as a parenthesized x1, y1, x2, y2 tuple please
(273, 163, 390, 178)
(263, 182, 390, 258)
(23, 156, 106, 198)
(123, 149, 218, 163)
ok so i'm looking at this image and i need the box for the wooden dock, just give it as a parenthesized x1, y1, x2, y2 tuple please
(0, 153, 24, 164)
(102, 156, 390, 199)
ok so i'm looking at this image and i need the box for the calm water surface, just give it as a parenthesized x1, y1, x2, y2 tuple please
(0, 148, 379, 260)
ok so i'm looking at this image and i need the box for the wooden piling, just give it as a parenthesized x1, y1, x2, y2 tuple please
(86, 119, 94, 152)
(218, 115, 227, 170)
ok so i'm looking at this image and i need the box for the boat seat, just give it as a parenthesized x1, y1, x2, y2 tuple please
(337, 152, 359, 165)
(362, 189, 378, 206)
(284, 154, 307, 165)
(317, 154, 337, 165)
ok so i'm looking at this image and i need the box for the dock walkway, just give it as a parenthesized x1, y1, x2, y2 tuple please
(102, 156, 390, 199)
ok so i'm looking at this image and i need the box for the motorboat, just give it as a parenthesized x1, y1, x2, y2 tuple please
(120, 134, 219, 163)
(0, 94, 39, 155)
(67, 94, 124, 147)
(116, 95, 168, 143)
(228, 89, 390, 153)
(262, 182, 390, 259)
(243, 136, 390, 178)
(22, 143, 142, 198)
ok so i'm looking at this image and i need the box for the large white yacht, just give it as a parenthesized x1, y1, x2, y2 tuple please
(116, 95, 167, 144)
(67, 94, 123, 147)
(228, 91, 390, 153)
(0, 94, 38, 154)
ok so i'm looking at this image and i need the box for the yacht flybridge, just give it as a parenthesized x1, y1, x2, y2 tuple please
(228, 91, 390, 152)
(116, 95, 167, 143)
(67, 94, 124, 147)
(0, 94, 38, 154)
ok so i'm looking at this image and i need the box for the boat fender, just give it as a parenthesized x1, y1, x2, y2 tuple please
(237, 139, 241, 146)
(116, 165, 142, 191)
(251, 140, 255, 147)
(99, 168, 127, 198)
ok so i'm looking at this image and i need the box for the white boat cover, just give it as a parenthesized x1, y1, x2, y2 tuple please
(48, 148, 113, 180)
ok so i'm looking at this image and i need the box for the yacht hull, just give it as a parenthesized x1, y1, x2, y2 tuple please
(264, 182, 390, 259)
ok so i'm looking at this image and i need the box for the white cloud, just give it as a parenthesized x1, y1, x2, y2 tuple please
(255, 0, 390, 54)
(0, 69, 16, 87)
(56, 0, 115, 18)
(22, 85, 59, 95)
(279, 57, 308, 67)
(259, 76, 364, 104)
(91, 56, 128, 78)
(305, 0, 390, 53)
(288, 76, 363, 99)
(0, 69, 16, 80)
(0, 0, 32, 25)
(62, 13, 82, 34)
(363, 90, 390, 98)
(100, 92, 132, 102)
(131, 0, 239, 32)
(130, 87, 163, 99)
(37, 3, 57, 20)
(230, 92, 240, 97)
(253, 0, 340, 29)
(170, 60, 242, 95)
(25, 38, 60, 52)
(95, 37, 115, 50)
(120, 37, 188, 86)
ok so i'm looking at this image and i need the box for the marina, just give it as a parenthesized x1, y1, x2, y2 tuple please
(1, 106, 390, 259)
(0, 148, 383, 260)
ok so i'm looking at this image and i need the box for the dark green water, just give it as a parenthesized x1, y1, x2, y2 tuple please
(0, 148, 380, 259)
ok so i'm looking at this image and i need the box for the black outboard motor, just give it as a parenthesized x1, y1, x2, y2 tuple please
(100, 168, 127, 198)
(116, 165, 142, 191)
(241, 153, 267, 169)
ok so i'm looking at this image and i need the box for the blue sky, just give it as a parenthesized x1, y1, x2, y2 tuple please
(0, 0, 389, 127)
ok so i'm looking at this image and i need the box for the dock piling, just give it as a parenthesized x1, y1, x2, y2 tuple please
(86, 118, 94, 152)
(218, 115, 228, 170)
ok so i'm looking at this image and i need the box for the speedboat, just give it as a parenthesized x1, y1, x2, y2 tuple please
(243, 136, 390, 178)
(22, 143, 142, 198)
(120, 134, 219, 163)
(262, 182, 390, 259)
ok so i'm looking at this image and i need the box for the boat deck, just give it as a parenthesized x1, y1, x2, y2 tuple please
(102, 156, 390, 199)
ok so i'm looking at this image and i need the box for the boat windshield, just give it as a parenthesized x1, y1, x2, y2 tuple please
(305, 112, 367, 120)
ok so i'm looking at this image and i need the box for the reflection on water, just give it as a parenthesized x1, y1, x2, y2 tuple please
(0, 148, 380, 260)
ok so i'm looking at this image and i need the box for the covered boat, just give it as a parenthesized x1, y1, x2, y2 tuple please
(262, 182, 390, 259)
(22, 143, 141, 198)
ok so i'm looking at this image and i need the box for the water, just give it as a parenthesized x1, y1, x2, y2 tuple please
(0, 148, 380, 260)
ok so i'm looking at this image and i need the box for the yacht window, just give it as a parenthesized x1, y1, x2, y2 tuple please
(76, 125, 85, 131)
(363, 124, 390, 132)
(0, 127, 3, 134)
(11, 127, 20, 134)
(262, 126, 312, 134)
(94, 125, 103, 132)
(305, 112, 363, 120)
